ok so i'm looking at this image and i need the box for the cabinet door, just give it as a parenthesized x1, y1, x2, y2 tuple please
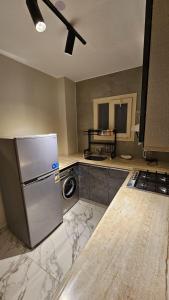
(144, 0, 169, 151)
(88, 166, 109, 205)
(15, 135, 58, 183)
(78, 165, 90, 200)
(108, 169, 128, 204)
(23, 173, 62, 248)
(78, 164, 128, 206)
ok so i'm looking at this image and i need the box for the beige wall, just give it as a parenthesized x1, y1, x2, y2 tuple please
(65, 78, 78, 154)
(0, 54, 77, 228)
(0, 54, 77, 154)
(0, 54, 59, 228)
(0, 54, 59, 138)
(76, 67, 143, 157)
(55, 77, 77, 155)
(0, 194, 6, 229)
(55, 77, 68, 155)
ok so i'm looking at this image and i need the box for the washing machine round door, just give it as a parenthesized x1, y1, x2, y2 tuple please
(63, 176, 77, 199)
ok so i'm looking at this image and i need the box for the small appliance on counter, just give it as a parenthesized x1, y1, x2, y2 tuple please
(127, 170, 169, 196)
(0, 134, 62, 248)
(143, 150, 158, 165)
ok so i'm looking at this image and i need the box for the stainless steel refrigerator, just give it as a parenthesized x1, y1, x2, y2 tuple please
(0, 134, 62, 248)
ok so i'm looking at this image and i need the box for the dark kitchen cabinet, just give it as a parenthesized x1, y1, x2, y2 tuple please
(139, 0, 169, 151)
(78, 164, 90, 199)
(78, 164, 128, 205)
(88, 165, 109, 205)
(107, 169, 128, 203)
(139, 0, 153, 143)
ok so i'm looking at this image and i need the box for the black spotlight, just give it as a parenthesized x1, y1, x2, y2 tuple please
(26, 0, 46, 32)
(65, 30, 76, 55)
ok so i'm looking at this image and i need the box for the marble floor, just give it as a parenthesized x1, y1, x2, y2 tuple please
(0, 199, 107, 300)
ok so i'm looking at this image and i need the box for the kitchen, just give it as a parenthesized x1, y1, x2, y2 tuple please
(0, 0, 169, 299)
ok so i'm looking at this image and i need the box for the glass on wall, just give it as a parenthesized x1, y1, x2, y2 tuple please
(114, 103, 128, 133)
(98, 103, 109, 130)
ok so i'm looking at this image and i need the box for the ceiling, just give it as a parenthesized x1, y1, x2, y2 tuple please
(0, 0, 146, 81)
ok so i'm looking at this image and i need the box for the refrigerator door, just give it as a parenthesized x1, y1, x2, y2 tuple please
(22, 172, 62, 248)
(15, 134, 58, 183)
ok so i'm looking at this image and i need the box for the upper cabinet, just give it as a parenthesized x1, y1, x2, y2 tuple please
(139, 0, 169, 152)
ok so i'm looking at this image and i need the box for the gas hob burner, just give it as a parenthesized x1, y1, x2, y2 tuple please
(157, 174, 168, 183)
(139, 173, 147, 179)
(127, 170, 169, 196)
(158, 185, 168, 194)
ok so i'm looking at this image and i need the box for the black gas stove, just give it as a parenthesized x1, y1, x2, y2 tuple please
(127, 170, 169, 196)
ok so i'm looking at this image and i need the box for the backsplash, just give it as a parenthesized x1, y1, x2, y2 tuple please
(76, 67, 169, 162)
(76, 67, 143, 158)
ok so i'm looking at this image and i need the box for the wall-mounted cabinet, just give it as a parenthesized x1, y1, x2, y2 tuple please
(139, 0, 169, 152)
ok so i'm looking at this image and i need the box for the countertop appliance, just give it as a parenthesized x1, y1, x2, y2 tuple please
(60, 166, 79, 214)
(127, 170, 169, 196)
(0, 134, 62, 248)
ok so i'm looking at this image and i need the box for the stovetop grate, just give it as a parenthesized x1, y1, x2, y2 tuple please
(134, 171, 169, 195)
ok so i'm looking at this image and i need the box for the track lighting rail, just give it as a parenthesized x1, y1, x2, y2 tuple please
(26, 0, 86, 55)
(42, 0, 86, 45)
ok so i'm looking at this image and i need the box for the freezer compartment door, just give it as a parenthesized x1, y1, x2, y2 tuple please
(15, 134, 58, 183)
(22, 173, 62, 248)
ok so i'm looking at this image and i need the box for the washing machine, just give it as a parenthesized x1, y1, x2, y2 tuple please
(60, 165, 79, 214)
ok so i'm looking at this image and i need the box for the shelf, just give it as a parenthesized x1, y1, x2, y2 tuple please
(90, 141, 116, 145)
(83, 129, 116, 137)
(83, 128, 117, 158)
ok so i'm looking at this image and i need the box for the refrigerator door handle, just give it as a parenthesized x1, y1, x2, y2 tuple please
(37, 171, 60, 182)
(23, 171, 60, 187)
(37, 173, 54, 182)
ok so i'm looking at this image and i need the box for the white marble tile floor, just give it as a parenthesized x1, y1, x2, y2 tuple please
(0, 199, 106, 300)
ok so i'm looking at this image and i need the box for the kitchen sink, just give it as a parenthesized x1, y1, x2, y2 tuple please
(85, 155, 107, 161)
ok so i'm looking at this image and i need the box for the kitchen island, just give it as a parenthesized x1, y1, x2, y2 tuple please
(55, 154, 169, 300)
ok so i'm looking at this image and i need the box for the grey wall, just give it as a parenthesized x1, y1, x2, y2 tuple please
(76, 67, 143, 157)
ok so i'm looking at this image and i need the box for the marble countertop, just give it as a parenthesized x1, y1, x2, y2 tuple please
(56, 154, 169, 299)
(58, 153, 169, 173)
(55, 185, 169, 300)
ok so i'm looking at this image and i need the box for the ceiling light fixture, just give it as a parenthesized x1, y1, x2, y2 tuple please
(36, 21, 46, 33)
(26, 0, 46, 32)
(26, 0, 86, 54)
(65, 30, 75, 55)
